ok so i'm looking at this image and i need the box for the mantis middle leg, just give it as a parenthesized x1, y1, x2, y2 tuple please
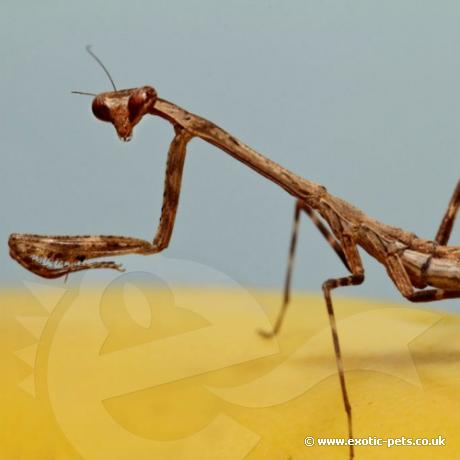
(260, 201, 349, 338)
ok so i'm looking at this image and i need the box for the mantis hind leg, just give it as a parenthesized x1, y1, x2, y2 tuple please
(435, 179, 460, 245)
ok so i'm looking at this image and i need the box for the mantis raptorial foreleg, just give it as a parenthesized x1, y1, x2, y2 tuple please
(8, 128, 192, 278)
(151, 126, 192, 250)
(435, 179, 460, 245)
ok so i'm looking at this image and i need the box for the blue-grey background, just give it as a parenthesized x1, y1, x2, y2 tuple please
(1, 1, 458, 307)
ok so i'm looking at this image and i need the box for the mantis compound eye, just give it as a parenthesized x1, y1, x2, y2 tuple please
(92, 97, 112, 122)
(128, 86, 157, 121)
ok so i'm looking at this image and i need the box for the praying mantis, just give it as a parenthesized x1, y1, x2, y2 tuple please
(8, 48, 460, 459)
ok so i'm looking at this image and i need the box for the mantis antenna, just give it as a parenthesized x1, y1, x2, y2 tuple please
(71, 45, 116, 96)
(85, 45, 117, 90)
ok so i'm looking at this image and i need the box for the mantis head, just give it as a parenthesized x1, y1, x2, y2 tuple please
(72, 47, 158, 141)
(91, 86, 158, 141)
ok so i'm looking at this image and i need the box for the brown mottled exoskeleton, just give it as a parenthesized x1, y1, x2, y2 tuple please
(8, 48, 460, 459)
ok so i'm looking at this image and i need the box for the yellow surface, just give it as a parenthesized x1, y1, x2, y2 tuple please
(1, 284, 459, 459)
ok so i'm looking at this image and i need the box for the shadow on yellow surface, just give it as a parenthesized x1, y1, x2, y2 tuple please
(1, 284, 459, 459)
